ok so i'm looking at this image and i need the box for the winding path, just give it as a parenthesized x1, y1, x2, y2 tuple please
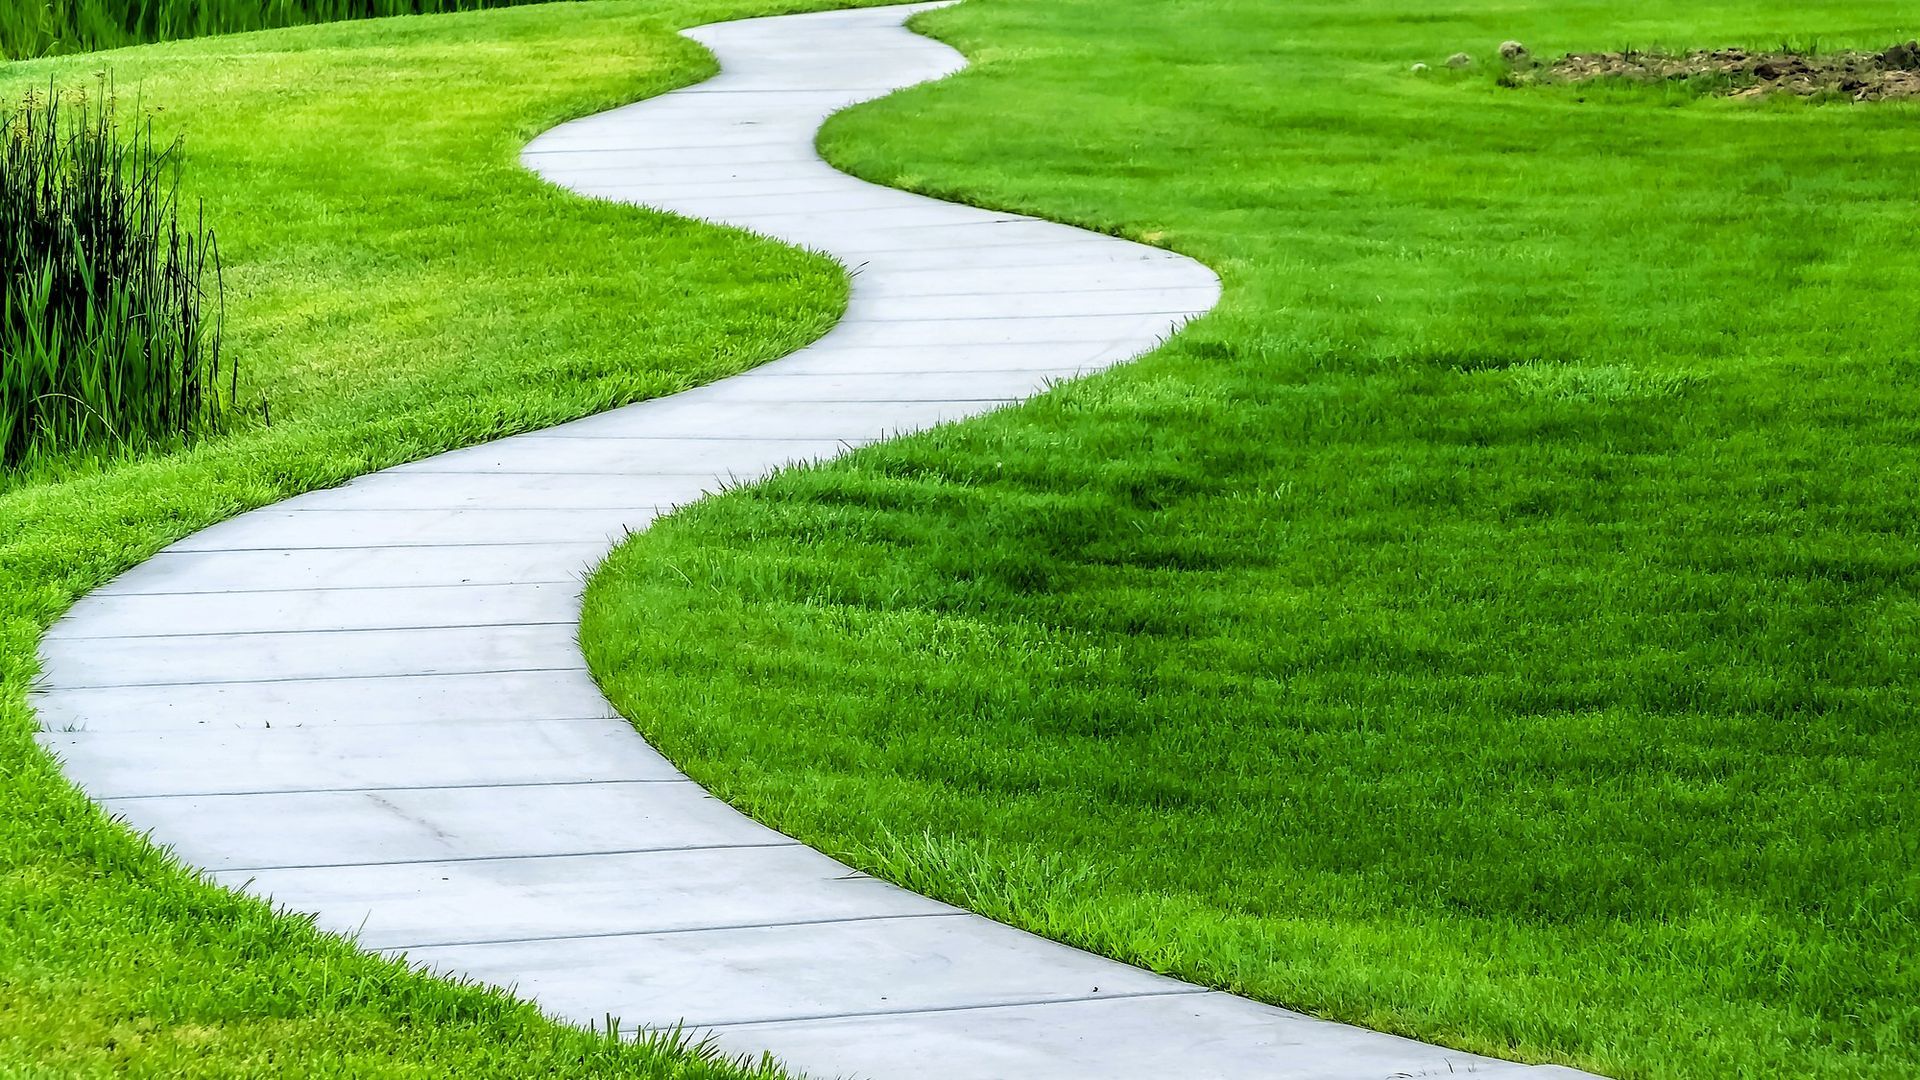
(35, 5, 1597, 1078)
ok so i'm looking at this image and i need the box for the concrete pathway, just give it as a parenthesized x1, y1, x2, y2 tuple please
(35, 5, 1599, 1078)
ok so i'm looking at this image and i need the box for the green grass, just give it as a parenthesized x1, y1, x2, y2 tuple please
(0, 1, 875, 1074)
(1, 0, 553, 60)
(581, 1, 1920, 1077)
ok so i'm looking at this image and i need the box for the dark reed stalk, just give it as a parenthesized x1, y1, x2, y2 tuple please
(0, 85, 228, 467)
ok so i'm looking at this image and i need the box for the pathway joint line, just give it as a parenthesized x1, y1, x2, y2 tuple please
(45, 618, 579, 643)
(161, 540, 616, 554)
(211, 840, 805, 874)
(103, 777, 682, 802)
(41, 663, 583, 692)
(639, 986, 1214, 1034)
(99, 776, 696, 802)
(381, 911, 968, 953)
(85, 578, 583, 598)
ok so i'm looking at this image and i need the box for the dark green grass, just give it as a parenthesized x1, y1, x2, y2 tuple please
(0, 1, 874, 1074)
(1, 0, 552, 59)
(582, 0, 1920, 1077)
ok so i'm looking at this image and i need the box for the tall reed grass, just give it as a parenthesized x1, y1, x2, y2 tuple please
(0, 87, 227, 467)
(0, 0, 550, 59)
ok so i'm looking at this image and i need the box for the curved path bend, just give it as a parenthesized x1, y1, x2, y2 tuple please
(35, 6, 1596, 1078)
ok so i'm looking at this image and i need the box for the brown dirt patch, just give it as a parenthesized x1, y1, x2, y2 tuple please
(1510, 40, 1920, 101)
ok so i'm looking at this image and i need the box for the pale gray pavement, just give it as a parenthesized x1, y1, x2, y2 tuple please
(34, 5, 1602, 1078)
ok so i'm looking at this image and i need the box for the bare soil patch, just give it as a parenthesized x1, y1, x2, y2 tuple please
(1502, 40, 1920, 101)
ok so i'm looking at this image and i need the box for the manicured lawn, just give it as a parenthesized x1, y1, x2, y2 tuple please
(0, 2, 867, 1074)
(582, 1, 1920, 1077)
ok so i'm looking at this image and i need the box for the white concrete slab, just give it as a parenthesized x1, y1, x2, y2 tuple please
(166, 507, 658, 552)
(704, 992, 1529, 1080)
(216, 845, 951, 949)
(48, 582, 582, 638)
(853, 239, 1204, 271)
(93, 543, 605, 594)
(823, 312, 1194, 348)
(542, 396, 999, 441)
(307, 472, 718, 511)
(742, 340, 1140, 375)
(39, 717, 671, 798)
(844, 284, 1222, 322)
(38, 623, 585, 689)
(31, 669, 612, 733)
(31, 4, 1601, 1079)
(860, 261, 1223, 297)
(390, 434, 862, 475)
(104, 781, 781, 871)
(403, 914, 1192, 1030)
(686, 369, 1051, 403)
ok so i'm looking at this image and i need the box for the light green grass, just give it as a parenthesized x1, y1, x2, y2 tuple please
(582, 1, 1920, 1077)
(0, 2, 871, 1074)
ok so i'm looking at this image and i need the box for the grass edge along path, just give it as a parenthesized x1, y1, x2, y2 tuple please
(0, 1, 897, 1074)
(581, 0, 1920, 1078)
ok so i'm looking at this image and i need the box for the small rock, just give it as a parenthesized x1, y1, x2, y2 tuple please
(1498, 40, 1530, 62)
(1446, 52, 1473, 69)
(1411, 62, 1429, 73)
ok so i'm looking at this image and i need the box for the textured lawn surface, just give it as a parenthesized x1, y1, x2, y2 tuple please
(0, 2, 867, 1075)
(583, 1, 1920, 1077)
